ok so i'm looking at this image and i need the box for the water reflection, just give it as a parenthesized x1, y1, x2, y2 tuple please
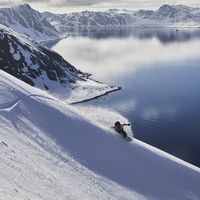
(68, 28, 200, 43)
(52, 32, 200, 81)
(141, 107, 177, 122)
(51, 29, 200, 167)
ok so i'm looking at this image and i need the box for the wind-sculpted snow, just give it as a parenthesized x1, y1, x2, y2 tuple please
(0, 3, 59, 41)
(0, 69, 200, 200)
(0, 26, 119, 103)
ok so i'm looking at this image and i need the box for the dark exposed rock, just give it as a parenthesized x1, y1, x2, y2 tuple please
(0, 26, 88, 90)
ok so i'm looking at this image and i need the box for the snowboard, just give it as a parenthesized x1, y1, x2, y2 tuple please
(118, 134, 133, 142)
(125, 136, 133, 142)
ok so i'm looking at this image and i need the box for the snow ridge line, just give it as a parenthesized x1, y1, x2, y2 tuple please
(70, 86, 121, 105)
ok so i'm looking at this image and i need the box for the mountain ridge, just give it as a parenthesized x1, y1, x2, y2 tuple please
(43, 4, 200, 32)
(43, 4, 200, 33)
(0, 3, 60, 41)
(1, 3, 200, 40)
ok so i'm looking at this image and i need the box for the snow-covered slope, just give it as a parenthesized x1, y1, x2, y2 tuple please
(0, 70, 138, 200)
(0, 69, 200, 200)
(0, 25, 119, 103)
(44, 4, 200, 32)
(0, 3, 59, 41)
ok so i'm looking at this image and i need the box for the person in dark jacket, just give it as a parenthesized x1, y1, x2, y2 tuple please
(112, 121, 131, 138)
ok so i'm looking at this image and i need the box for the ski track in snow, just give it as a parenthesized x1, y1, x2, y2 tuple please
(0, 94, 57, 112)
(0, 96, 22, 112)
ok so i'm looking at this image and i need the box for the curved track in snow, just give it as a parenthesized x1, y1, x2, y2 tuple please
(0, 94, 57, 112)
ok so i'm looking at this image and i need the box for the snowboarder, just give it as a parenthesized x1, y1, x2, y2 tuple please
(112, 121, 131, 138)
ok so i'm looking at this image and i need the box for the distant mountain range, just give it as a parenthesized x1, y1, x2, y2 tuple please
(0, 4, 200, 42)
(43, 4, 200, 32)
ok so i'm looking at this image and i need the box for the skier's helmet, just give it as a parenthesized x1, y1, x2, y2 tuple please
(115, 121, 121, 126)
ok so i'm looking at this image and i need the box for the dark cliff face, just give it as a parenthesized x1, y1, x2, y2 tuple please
(0, 27, 87, 90)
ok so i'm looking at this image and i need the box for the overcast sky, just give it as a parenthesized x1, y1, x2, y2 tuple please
(0, 0, 200, 13)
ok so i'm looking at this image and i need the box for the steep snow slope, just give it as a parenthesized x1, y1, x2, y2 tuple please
(43, 4, 200, 33)
(0, 70, 200, 200)
(0, 3, 59, 41)
(0, 25, 119, 103)
(0, 72, 139, 200)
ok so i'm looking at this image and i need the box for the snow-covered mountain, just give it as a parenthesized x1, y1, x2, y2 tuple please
(43, 10, 135, 32)
(44, 4, 200, 32)
(149, 4, 200, 23)
(0, 68, 200, 200)
(1, 4, 199, 39)
(0, 25, 119, 103)
(0, 3, 59, 41)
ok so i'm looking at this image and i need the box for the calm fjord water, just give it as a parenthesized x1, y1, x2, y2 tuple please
(52, 29, 200, 167)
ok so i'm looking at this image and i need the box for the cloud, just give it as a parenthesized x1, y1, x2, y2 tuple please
(24, 0, 47, 2)
(21, 0, 200, 7)
(17, 0, 108, 7)
(0, 0, 19, 5)
(0, 0, 200, 12)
